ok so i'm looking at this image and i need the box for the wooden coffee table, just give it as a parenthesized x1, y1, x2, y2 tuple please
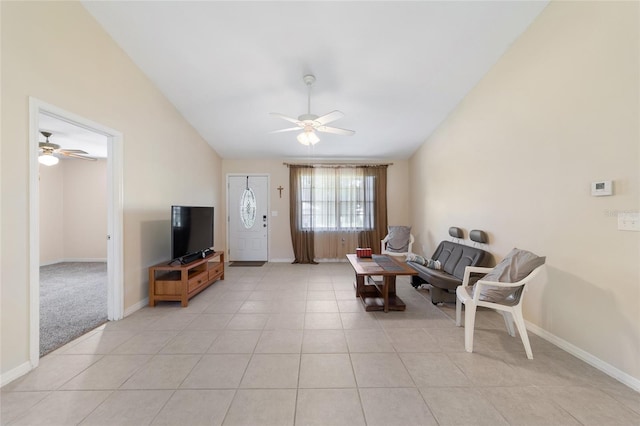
(346, 254, 418, 312)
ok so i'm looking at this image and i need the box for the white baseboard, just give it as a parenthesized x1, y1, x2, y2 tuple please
(268, 258, 295, 263)
(40, 259, 64, 266)
(526, 320, 640, 392)
(40, 258, 107, 266)
(124, 297, 148, 317)
(0, 361, 33, 387)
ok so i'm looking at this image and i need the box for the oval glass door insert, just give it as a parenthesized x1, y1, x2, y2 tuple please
(240, 187, 257, 229)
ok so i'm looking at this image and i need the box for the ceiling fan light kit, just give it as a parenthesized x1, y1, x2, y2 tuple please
(297, 129, 320, 146)
(38, 153, 59, 166)
(271, 74, 355, 146)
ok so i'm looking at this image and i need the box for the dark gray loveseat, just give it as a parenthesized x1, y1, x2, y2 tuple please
(408, 229, 489, 304)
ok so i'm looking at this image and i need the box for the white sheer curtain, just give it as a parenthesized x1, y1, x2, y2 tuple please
(312, 167, 366, 259)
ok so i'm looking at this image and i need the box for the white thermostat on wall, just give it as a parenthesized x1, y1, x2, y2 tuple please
(591, 180, 613, 196)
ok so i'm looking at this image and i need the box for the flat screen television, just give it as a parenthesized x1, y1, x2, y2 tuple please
(171, 206, 214, 260)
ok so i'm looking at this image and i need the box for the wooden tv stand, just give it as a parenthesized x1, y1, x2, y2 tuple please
(148, 251, 224, 307)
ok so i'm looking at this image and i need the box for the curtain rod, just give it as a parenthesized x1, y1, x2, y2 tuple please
(283, 162, 393, 168)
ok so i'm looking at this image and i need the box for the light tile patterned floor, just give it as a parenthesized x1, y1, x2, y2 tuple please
(2, 262, 639, 425)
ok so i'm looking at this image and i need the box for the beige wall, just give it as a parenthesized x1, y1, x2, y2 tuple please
(409, 1, 639, 382)
(221, 159, 410, 261)
(63, 159, 108, 260)
(1, 2, 222, 378)
(39, 164, 64, 264)
(39, 159, 108, 264)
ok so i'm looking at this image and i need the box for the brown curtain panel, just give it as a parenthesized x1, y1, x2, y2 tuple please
(358, 165, 388, 254)
(289, 165, 317, 264)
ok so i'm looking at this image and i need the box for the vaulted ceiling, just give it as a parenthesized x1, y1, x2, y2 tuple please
(82, 1, 548, 160)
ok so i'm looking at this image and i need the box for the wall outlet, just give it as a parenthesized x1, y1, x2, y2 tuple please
(618, 212, 640, 231)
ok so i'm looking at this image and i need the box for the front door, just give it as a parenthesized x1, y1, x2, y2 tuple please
(228, 175, 268, 261)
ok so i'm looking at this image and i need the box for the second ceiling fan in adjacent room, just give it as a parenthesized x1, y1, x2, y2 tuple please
(38, 131, 97, 166)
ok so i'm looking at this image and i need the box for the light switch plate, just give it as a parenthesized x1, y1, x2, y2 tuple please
(618, 212, 640, 231)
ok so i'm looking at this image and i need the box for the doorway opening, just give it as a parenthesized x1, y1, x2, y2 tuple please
(38, 114, 108, 356)
(29, 98, 124, 367)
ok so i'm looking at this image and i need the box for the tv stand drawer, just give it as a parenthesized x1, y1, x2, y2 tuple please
(188, 270, 208, 292)
(209, 263, 224, 280)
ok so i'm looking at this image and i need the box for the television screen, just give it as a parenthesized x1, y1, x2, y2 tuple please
(171, 206, 214, 260)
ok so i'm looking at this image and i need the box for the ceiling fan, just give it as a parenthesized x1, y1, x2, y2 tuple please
(38, 131, 97, 166)
(270, 74, 355, 146)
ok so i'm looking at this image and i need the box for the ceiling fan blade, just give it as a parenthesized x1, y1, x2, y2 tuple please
(270, 112, 301, 125)
(59, 152, 97, 161)
(316, 125, 355, 136)
(59, 149, 89, 155)
(269, 127, 302, 134)
(315, 110, 344, 125)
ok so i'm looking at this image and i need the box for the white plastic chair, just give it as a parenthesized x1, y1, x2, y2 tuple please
(455, 264, 546, 359)
(381, 233, 414, 257)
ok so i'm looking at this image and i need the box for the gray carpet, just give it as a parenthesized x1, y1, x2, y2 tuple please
(40, 262, 108, 357)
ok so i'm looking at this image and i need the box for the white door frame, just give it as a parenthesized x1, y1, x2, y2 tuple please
(226, 173, 270, 261)
(28, 98, 124, 367)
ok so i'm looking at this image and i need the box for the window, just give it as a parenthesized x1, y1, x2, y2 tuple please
(298, 167, 375, 231)
(289, 163, 387, 263)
